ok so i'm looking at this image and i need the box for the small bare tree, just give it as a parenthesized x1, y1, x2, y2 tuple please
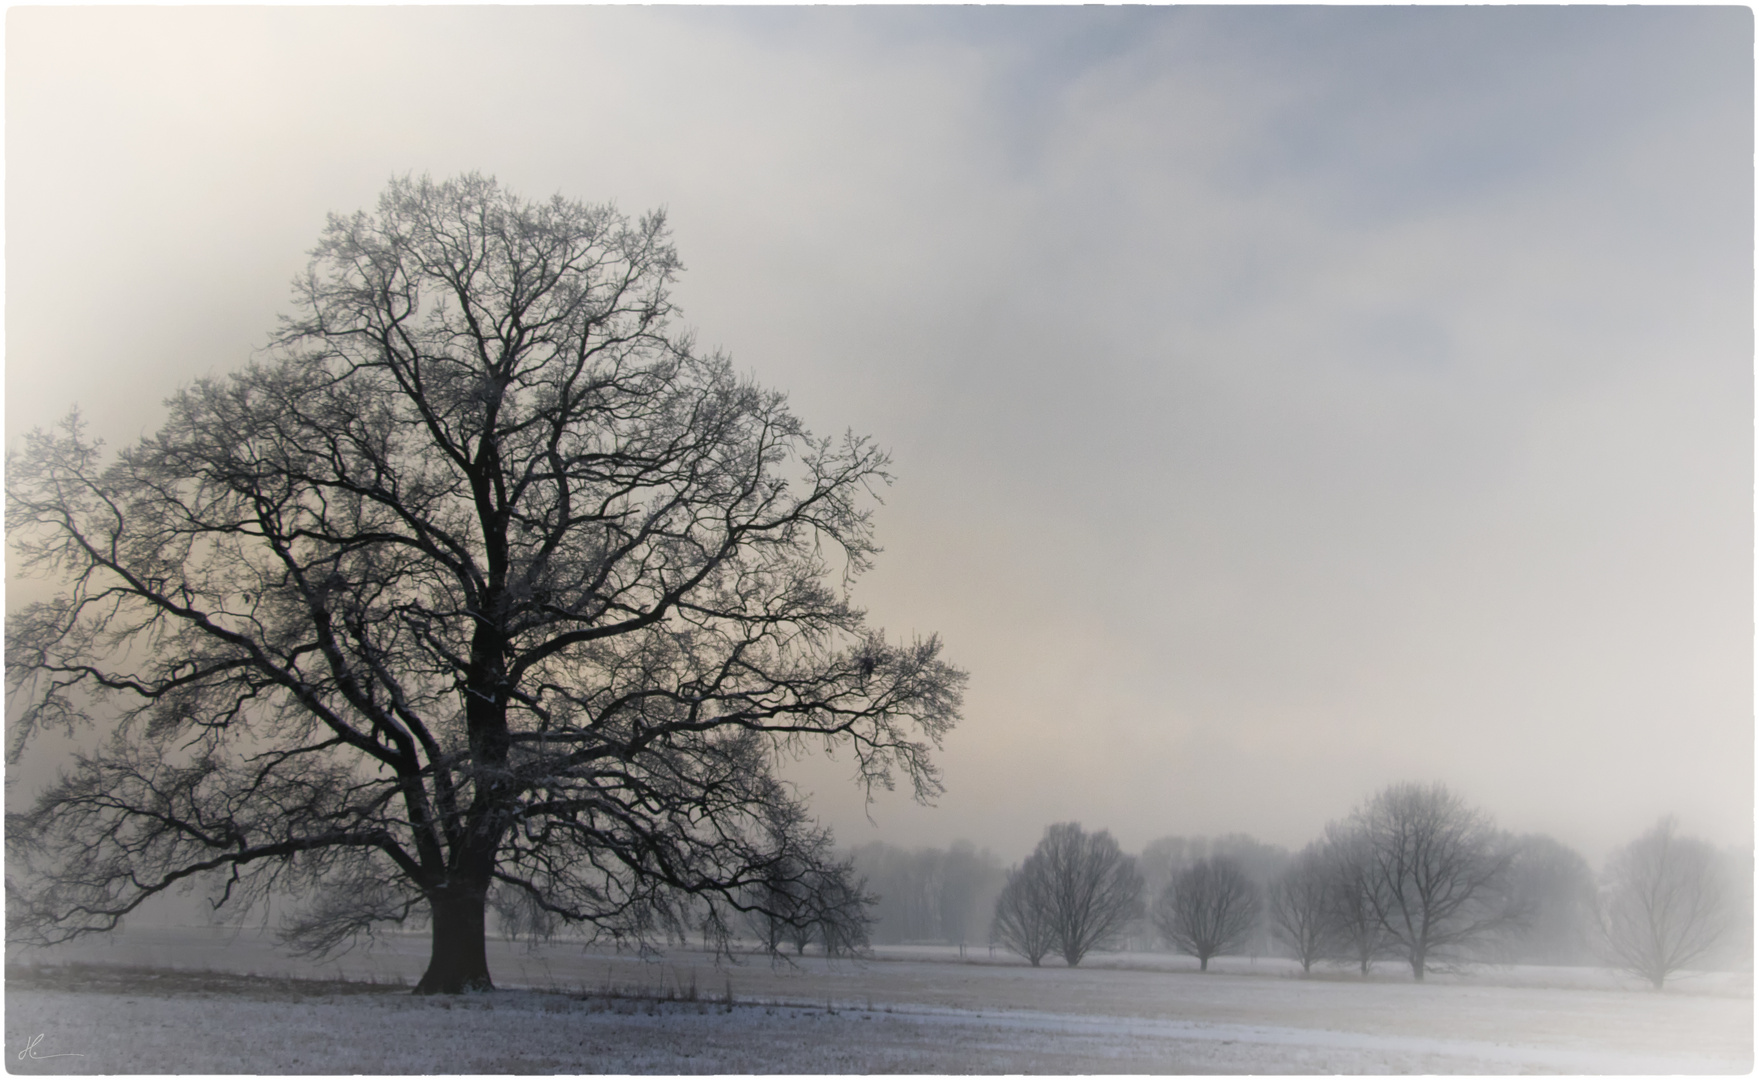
(1347, 783, 1521, 980)
(992, 823, 1142, 967)
(1323, 823, 1386, 975)
(744, 831, 873, 958)
(992, 861, 1056, 966)
(815, 871, 873, 958)
(1600, 818, 1730, 990)
(1043, 824, 1144, 967)
(1154, 855, 1262, 971)
(1267, 844, 1335, 973)
(1500, 833, 1597, 965)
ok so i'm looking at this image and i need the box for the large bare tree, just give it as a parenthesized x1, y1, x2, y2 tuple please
(1153, 855, 1261, 972)
(1599, 818, 1730, 990)
(1345, 783, 1521, 980)
(6, 174, 963, 993)
(993, 823, 1141, 967)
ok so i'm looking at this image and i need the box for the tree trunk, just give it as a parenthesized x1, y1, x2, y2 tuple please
(1410, 950, 1426, 982)
(1199, 954, 1209, 972)
(415, 886, 494, 994)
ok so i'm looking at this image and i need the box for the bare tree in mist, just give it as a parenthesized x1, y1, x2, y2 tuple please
(1135, 832, 1287, 957)
(1267, 844, 1335, 973)
(1344, 783, 1522, 981)
(1500, 834, 1597, 966)
(814, 872, 874, 958)
(747, 850, 874, 958)
(993, 823, 1142, 967)
(1600, 818, 1731, 990)
(992, 860, 1057, 966)
(1322, 823, 1386, 975)
(1154, 855, 1261, 972)
(5, 173, 962, 994)
(850, 840, 1003, 946)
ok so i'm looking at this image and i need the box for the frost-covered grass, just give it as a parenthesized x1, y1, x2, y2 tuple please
(6, 928, 1752, 1074)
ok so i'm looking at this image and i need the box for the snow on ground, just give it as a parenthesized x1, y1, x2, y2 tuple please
(6, 974, 1742, 1075)
(6, 928, 1752, 1074)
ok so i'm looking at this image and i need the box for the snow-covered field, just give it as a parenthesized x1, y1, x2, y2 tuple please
(6, 928, 1751, 1073)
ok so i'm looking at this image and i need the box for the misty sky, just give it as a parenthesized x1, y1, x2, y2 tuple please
(6, 6, 1752, 867)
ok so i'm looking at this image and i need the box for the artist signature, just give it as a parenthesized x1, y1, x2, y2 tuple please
(18, 1034, 83, 1061)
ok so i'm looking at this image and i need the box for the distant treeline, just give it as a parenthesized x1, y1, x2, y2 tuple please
(849, 822, 1753, 972)
(848, 840, 1006, 946)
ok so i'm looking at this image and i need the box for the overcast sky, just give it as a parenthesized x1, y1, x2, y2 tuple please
(7, 6, 1752, 866)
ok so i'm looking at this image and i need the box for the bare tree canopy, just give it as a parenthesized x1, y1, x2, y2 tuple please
(1501, 833, 1597, 966)
(991, 860, 1057, 967)
(1321, 822, 1386, 975)
(1266, 844, 1334, 974)
(1153, 855, 1262, 972)
(6, 174, 964, 993)
(1344, 782, 1521, 980)
(992, 822, 1141, 967)
(1599, 818, 1731, 990)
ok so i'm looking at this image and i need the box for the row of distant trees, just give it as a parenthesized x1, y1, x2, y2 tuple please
(847, 841, 1004, 948)
(853, 783, 1748, 991)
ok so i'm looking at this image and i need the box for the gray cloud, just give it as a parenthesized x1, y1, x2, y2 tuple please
(7, 7, 1750, 865)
